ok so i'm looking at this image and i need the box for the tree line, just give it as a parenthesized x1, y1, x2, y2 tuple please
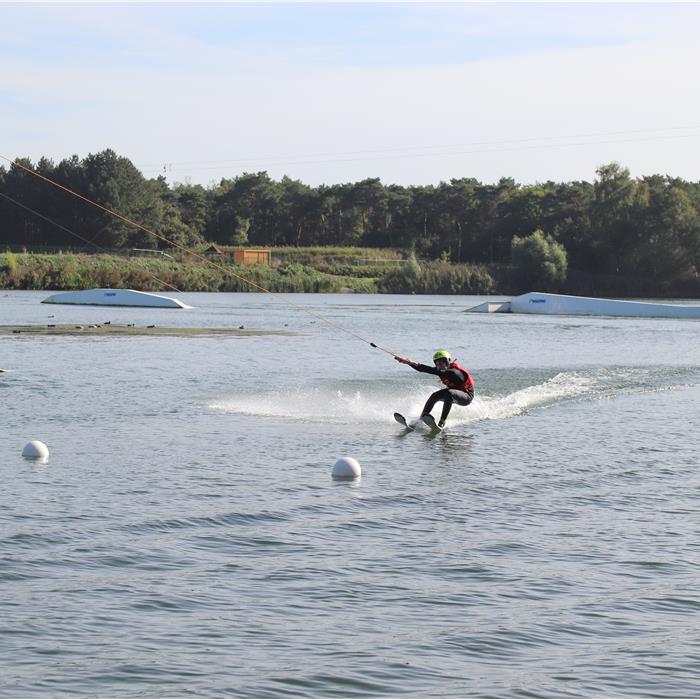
(1, 149, 699, 295)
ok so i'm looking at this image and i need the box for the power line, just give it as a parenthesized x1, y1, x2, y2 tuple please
(139, 132, 699, 178)
(0, 190, 182, 292)
(136, 125, 700, 173)
(0, 154, 399, 357)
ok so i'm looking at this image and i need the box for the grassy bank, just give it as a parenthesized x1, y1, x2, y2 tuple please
(0, 249, 496, 295)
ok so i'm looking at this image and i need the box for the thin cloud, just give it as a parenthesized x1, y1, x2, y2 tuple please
(2, 3, 699, 186)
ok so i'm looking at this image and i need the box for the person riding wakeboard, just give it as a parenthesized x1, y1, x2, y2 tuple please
(394, 349, 474, 428)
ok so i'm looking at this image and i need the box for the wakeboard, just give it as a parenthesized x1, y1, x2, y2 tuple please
(420, 414, 443, 433)
(393, 412, 414, 430)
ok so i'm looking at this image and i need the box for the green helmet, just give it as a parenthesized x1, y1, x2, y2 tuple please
(433, 349, 451, 363)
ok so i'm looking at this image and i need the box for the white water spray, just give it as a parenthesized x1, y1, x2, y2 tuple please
(209, 370, 602, 426)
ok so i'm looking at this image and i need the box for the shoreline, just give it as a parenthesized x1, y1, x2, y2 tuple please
(0, 324, 298, 337)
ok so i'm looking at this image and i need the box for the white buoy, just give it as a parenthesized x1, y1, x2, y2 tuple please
(22, 441, 49, 459)
(332, 456, 361, 480)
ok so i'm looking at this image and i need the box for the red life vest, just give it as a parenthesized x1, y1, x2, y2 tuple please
(440, 361, 474, 392)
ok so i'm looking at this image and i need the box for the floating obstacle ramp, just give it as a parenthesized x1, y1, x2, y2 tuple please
(466, 292, 700, 319)
(42, 288, 191, 309)
(466, 300, 512, 313)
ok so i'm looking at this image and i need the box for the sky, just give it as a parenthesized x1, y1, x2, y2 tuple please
(2, 1, 700, 188)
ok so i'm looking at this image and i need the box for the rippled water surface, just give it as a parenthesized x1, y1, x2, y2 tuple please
(2, 291, 699, 697)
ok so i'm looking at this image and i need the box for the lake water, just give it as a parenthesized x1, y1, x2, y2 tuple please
(1, 290, 699, 698)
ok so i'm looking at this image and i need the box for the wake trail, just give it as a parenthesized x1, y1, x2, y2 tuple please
(208, 368, 685, 425)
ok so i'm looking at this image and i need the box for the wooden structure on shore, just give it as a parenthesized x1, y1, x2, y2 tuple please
(232, 248, 271, 266)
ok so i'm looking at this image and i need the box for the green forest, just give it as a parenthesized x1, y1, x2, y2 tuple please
(1, 149, 699, 296)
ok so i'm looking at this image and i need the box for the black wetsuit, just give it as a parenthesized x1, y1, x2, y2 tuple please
(411, 363, 474, 424)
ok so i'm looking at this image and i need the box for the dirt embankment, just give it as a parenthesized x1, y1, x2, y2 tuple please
(0, 324, 298, 337)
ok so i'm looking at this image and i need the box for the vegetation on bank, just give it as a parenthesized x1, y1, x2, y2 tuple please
(1, 149, 699, 296)
(0, 249, 498, 295)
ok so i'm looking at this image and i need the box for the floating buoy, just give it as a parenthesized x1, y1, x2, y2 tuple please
(22, 441, 49, 459)
(332, 457, 361, 480)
